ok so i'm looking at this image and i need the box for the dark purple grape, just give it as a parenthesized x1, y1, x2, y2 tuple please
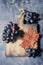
(25, 11, 29, 15)
(3, 35, 6, 38)
(25, 48, 31, 52)
(30, 19, 33, 23)
(25, 17, 29, 22)
(2, 33, 6, 38)
(33, 15, 36, 19)
(14, 24, 19, 30)
(28, 49, 32, 52)
(4, 26, 7, 30)
(32, 49, 35, 57)
(15, 31, 18, 34)
(29, 12, 32, 16)
(14, 31, 18, 36)
(9, 21, 13, 26)
(5, 39, 9, 43)
(10, 36, 13, 41)
(14, 24, 17, 27)
(13, 36, 16, 40)
(28, 53, 32, 57)
(6, 36, 9, 39)
(6, 36, 10, 43)
(32, 49, 35, 53)
(6, 35, 9, 38)
(32, 53, 35, 57)
(11, 32, 13, 36)
(7, 29, 11, 34)
(13, 32, 17, 40)
(2, 37, 6, 41)
(26, 14, 29, 18)
(7, 24, 11, 29)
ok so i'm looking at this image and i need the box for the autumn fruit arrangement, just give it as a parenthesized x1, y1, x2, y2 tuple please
(2, 9, 40, 57)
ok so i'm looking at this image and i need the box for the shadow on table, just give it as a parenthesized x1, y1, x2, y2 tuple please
(35, 24, 42, 57)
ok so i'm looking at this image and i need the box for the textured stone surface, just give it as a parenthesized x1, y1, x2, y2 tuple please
(0, 0, 43, 65)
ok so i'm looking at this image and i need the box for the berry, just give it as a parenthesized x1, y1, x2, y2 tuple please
(25, 17, 29, 22)
(2, 22, 24, 43)
(4, 26, 7, 30)
(2, 32, 6, 38)
(10, 36, 13, 41)
(2, 37, 6, 41)
(25, 48, 31, 52)
(24, 10, 40, 24)
(14, 31, 18, 36)
(9, 21, 13, 26)
(32, 49, 35, 57)
(5, 39, 9, 43)
(32, 49, 35, 53)
(30, 19, 33, 23)
(14, 24, 19, 30)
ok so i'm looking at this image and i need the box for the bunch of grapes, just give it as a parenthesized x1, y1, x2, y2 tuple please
(2, 22, 24, 43)
(24, 10, 40, 24)
(25, 48, 36, 57)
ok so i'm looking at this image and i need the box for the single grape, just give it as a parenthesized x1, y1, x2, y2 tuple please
(14, 24, 19, 30)
(13, 36, 16, 40)
(11, 33, 13, 36)
(26, 14, 29, 18)
(5, 39, 9, 43)
(32, 49, 35, 53)
(11, 37, 13, 40)
(25, 48, 31, 52)
(32, 49, 35, 57)
(25, 17, 29, 22)
(25, 11, 29, 15)
(2, 37, 6, 41)
(4, 26, 7, 30)
(30, 19, 33, 23)
(33, 15, 36, 19)
(7, 29, 11, 34)
(7, 24, 11, 29)
(14, 30, 18, 36)
(6, 37, 9, 40)
(29, 12, 32, 16)
(9, 21, 13, 26)
(2, 33, 6, 38)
